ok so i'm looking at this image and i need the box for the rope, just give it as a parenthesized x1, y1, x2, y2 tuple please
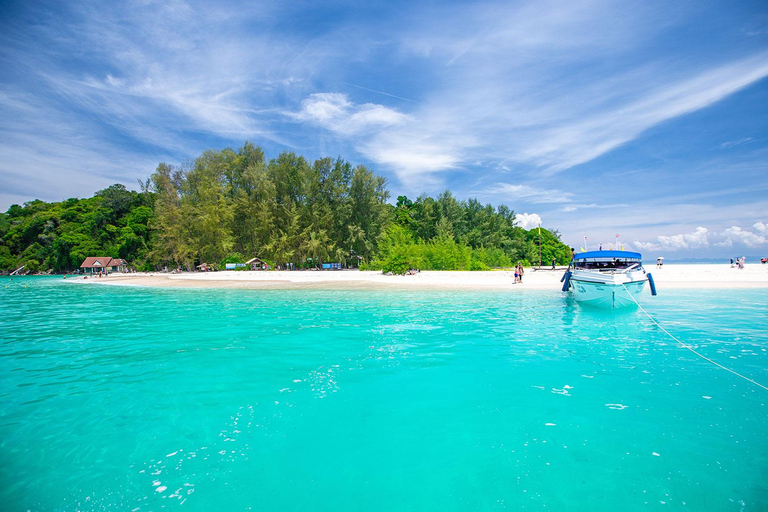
(621, 283, 768, 392)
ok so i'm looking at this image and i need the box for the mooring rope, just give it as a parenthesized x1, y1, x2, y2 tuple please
(622, 284, 768, 392)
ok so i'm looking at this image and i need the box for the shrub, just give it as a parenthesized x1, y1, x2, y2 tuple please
(382, 254, 409, 275)
(468, 260, 490, 271)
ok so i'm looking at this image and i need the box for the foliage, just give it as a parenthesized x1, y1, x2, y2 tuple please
(376, 192, 569, 270)
(146, 146, 391, 271)
(0, 143, 572, 273)
(0, 185, 154, 272)
(382, 254, 410, 275)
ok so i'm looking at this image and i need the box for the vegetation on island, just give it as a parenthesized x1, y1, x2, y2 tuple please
(0, 143, 572, 274)
(0, 185, 153, 273)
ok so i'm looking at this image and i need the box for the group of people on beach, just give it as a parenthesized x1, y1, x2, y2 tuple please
(513, 263, 525, 284)
(731, 257, 746, 269)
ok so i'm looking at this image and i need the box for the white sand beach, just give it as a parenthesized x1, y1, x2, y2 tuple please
(86, 263, 768, 291)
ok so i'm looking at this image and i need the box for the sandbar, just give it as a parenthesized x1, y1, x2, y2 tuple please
(82, 264, 768, 291)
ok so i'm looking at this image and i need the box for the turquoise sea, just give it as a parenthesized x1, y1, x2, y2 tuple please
(1, 277, 767, 511)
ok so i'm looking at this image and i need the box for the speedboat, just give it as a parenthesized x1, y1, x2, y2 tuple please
(561, 250, 656, 308)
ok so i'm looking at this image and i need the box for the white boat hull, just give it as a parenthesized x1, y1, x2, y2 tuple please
(569, 273, 647, 308)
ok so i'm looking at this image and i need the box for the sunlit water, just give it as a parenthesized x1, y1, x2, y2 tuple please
(1, 276, 767, 511)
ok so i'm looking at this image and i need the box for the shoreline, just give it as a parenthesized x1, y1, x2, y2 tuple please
(62, 264, 768, 291)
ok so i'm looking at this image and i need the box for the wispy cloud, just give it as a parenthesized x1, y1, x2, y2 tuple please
(560, 203, 630, 213)
(719, 137, 754, 149)
(0, 0, 306, 204)
(480, 182, 573, 204)
(340, 82, 419, 104)
(370, 47, 768, 180)
(330, 1, 768, 188)
(361, 135, 464, 189)
(0, 84, 168, 205)
(291, 93, 410, 135)
(519, 53, 768, 174)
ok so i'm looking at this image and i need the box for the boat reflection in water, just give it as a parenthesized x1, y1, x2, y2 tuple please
(561, 250, 657, 309)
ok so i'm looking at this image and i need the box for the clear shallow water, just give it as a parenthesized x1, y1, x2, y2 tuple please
(1, 277, 767, 511)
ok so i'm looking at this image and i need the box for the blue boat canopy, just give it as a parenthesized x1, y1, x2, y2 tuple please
(573, 250, 642, 261)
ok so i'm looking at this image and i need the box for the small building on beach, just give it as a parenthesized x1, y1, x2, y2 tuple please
(80, 257, 130, 274)
(245, 257, 267, 270)
(108, 259, 129, 273)
(80, 257, 114, 275)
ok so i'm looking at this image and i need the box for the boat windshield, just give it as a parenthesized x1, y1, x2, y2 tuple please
(573, 258, 641, 270)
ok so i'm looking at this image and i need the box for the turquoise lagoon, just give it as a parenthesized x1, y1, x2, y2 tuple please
(1, 277, 766, 511)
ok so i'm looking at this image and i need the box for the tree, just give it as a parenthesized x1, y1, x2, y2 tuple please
(0, 143, 573, 273)
(96, 184, 135, 220)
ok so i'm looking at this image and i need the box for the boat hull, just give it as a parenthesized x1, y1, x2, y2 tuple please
(569, 277, 646, 308)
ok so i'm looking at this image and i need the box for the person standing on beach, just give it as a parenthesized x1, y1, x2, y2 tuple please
(730, 258, 734, 267)
(552, 257, 556, 270)
(518, 263, 524, 283)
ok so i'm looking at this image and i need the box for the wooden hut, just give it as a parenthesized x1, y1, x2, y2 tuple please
(80, 257, 112, 275)
(80, 257, 130, 274)
(246, 257, 266, 270)
(108, 259, 128, 273)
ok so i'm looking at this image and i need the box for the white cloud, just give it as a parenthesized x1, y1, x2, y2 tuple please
(633, 227, 710, 252)
(516, 212, 542, 230)
(361, 143, 462, 191)
(631, 223, 768, 253)
(360, 125, 474, 188)
(483, 183, 573, 204)
(753, 222, 768, 235)
(292, 93, 410, 135)
(293, 93, 476, 189)
(716, 226, 767, 248)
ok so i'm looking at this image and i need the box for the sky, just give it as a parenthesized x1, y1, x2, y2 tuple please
(1, 0, 767, 259)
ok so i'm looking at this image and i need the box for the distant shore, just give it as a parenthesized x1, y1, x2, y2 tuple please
(73, 263, 768, 291)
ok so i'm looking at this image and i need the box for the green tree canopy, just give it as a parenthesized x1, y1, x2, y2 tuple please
(1, 142, 572, 273)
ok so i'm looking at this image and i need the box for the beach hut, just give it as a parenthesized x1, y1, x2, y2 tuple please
(196, 263, 211, 272)
(80, 257, 112, 275)
(108, 258, 129, 273)
(245, 257, 267, 270)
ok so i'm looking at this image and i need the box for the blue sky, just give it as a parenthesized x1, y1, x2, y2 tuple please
(1, 0, 767, 258)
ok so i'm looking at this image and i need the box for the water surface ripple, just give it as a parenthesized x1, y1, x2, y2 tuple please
(1, 277, 766, 510)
